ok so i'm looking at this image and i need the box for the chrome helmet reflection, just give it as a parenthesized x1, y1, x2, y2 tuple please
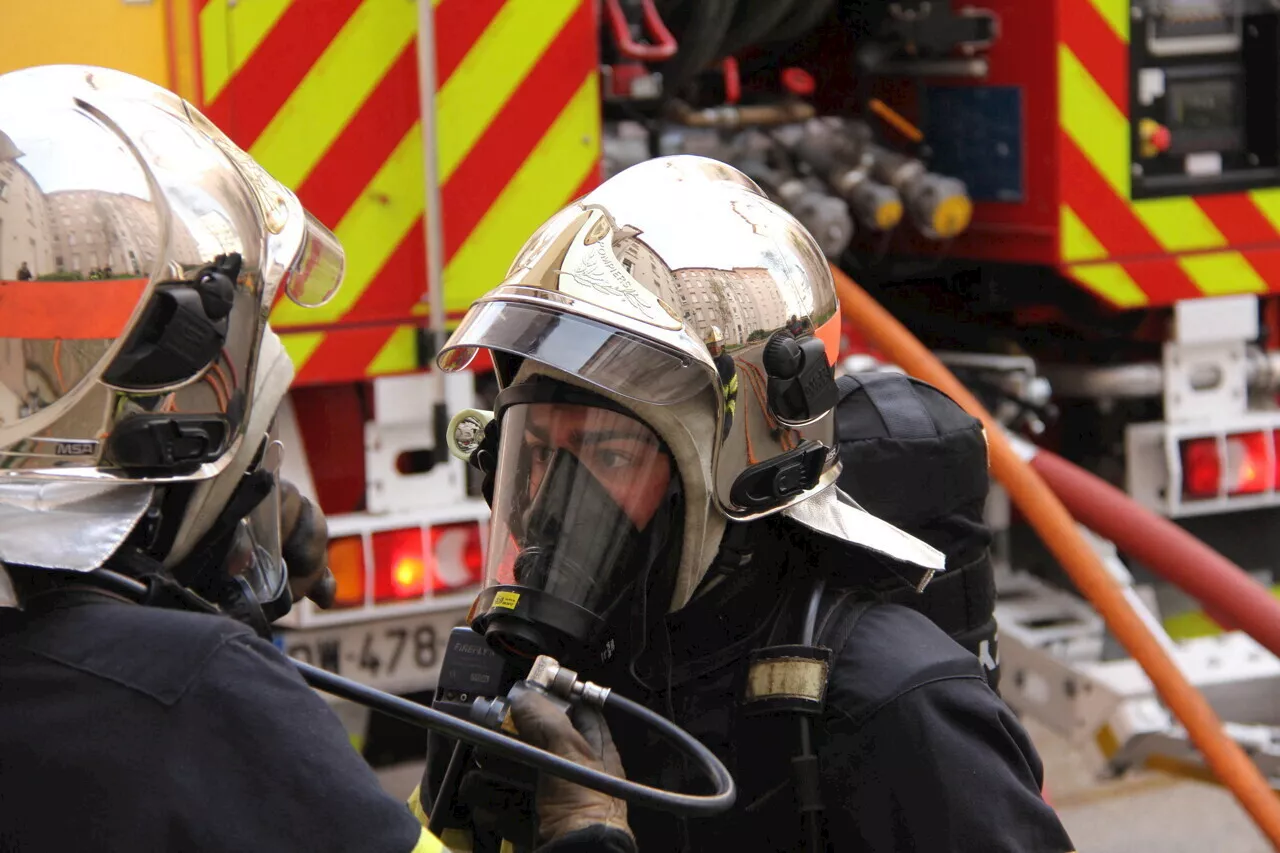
(0, 64, 343, 483)
(439, 155, 842, 521)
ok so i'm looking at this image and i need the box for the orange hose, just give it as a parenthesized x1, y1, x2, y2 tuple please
(830, 264, 1280, 849)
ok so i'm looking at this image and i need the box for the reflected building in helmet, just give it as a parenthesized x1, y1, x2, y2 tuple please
(613, 226, 677, 301)
(0, 131, 54, 280)
(610, 224, 791, 351)
(672, 266, 788, 350)
(45, 189, 195, 277)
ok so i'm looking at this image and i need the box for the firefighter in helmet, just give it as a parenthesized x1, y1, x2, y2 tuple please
(0, 66, 636, 853)
(433, 156, 1076, 852)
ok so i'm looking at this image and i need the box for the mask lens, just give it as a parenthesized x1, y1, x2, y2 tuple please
(483, 402, 671, 621)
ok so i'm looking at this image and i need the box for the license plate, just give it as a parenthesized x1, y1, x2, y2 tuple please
(278, 608, 471, 695)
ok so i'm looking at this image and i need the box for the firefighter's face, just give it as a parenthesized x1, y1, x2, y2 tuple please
(523, 403, 671, 529)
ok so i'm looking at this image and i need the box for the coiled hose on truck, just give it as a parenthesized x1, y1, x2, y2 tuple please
(829, 263, 1280, 850)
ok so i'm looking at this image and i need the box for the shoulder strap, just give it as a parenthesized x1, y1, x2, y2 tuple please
(814, 588, 876, 666)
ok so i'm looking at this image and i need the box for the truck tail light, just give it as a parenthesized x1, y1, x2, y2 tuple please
(429, 522, 485, 591)
(1228, 432, 1271, 495)
(1180, 438, 1220, 499)
(372, 528, 427, 603)
(326, 535, 366, 609)
(1180, 432, 1272, 500)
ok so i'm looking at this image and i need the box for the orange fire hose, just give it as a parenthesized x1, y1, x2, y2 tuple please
(830, 264, 1280, 848)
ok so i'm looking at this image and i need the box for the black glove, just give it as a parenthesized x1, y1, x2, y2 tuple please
(279, 479, 336, 608)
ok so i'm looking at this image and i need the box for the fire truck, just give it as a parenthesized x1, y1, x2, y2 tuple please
(8, 0, 1280, 783)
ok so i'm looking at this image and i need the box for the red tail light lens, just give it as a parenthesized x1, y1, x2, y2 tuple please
(429, 522, 485, 591)
(1226, 432, 1271, 495)
(1180, 438, 1221, 500)
(1180, 433, 1272, 501)
(372, 528, 426, 602)
(326, 536, 365, 609)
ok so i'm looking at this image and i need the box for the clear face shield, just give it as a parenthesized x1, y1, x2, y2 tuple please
(469, 387, 680, 666)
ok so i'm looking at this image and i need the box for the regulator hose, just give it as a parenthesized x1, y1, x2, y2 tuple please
(94, 570, 736, 818)
(829, 263, 1280, 849)
(1028, 447, 1280, 661)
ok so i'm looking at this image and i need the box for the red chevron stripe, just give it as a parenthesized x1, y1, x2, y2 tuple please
(1060, 0, 1128, 114)
(441, 0, 596, 259)
(1240, 247, 1280, 292)
(1195, 193, 1280, 248)
(294, 43, 420, 227)
(435, 0, 508, 83)
(1060, 134, 1165, 258)
(202, 0, 363, 149)
(1122, 257, 1204, 302)
(345, 220, 427, 323)
(294, 325, 405, 385)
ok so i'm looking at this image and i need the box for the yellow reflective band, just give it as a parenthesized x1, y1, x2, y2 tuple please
(278, 331, 326, 375)
(368, 326, 420, 376)
(407, 785, 430, 827)
(271, 123, 425, 328)
(1249, 188, 1280, 234)
(1085, 0, 1129, 42)
(442, 74, 600, 316)
(436, 0, 581, 184)
(441, 828, 475, 852)
(200, 0, 294, 104)
(1177, 251, 1268, 296)
(249, 0, 417, 188)
(1058, 45, 1129, 199)
(1060, 205, 1108, 262)
(1132, 197, 1226, 253)
(410, 827, 445, 853)
(1067, 263, 1148, 308)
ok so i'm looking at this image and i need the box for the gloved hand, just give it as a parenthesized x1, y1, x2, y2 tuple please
(508, 689, 633, 845)
(279, 479, 336, 608)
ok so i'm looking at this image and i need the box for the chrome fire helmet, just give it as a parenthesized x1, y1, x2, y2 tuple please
(440, 156, 942, 652)
(0, 65, 343, 618)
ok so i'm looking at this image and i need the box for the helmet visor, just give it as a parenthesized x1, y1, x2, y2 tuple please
(279, 209, 344, 308)
(438, 299, 713, 406)
(482, 401, 673, 622)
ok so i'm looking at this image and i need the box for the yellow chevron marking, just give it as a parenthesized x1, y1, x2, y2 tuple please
(442, 74, 600, 316)
(271, 123, 425, 327)
(1248, 189, 1280, 234)
(1131, 197, 1227, 253)
(1061, 205, 1109, 262)
(1084, 0, 1129, 43)
(436, 0, 580, 184)
(1067, 263, 1148, 308)
(1058, 45, 1129, 199)
(279, 331, 326, 375)
(1178, 251, 1268, 296)
(201, 0, 294, 104)
(367, 326, 420, 375)
(249, 0, 416, 188)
